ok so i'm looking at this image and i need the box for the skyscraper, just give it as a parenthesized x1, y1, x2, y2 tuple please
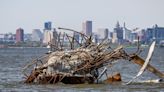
(82, 20, 92, 36)
(145, 24, 164, 44)
(44, 21, 52, 30)
(43, 28, 58, 45)
(114, 21, 123, 43)
(123, 22, 131, 41)
(16, 28, 24, 43)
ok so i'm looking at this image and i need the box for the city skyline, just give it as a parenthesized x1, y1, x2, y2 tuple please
(1, 0, 164, 33)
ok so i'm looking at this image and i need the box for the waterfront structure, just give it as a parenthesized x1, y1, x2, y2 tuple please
(113, 22, 123, 43)
(16, 28, 24, 43)
(31, 29, 43, 42)
(82, 20, 92, 36)
(44, 21, 52, 30)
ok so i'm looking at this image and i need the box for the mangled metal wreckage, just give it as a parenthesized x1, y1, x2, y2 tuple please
(22, 28, 164, 84)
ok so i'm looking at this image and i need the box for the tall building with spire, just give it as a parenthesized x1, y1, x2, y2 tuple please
(114, 21, 123, 43)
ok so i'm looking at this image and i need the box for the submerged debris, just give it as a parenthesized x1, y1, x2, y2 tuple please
(22, 28, 164, 84)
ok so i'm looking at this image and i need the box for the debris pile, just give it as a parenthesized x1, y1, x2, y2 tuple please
(22, 28, 164, 84)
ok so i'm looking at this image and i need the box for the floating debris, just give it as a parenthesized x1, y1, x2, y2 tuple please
(22, 28, 164, 84)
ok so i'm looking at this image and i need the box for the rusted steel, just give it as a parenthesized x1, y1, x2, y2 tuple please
(25, 70, 40, 83)
(104, 73, 122, 83)
(130, 55, 164, 78)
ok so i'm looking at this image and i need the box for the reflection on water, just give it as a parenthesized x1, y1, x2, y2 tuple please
(0, 47, 163, 92)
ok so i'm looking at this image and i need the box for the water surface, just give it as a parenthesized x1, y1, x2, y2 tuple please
(0, 47, 163, 92)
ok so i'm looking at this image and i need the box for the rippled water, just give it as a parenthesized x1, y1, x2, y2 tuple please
(0, 47, 163, 92)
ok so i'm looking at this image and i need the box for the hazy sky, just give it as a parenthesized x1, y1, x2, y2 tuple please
(1, 0, 164, 33)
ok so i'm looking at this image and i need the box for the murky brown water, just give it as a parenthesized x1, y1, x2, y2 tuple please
(0, 47, 163, 92)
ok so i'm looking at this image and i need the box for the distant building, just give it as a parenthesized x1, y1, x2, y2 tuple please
(44, 21, 52, 30)
(31, 29, 43, 42)
(97, 28, 109, 41)
(112, 32, 118, 43)
(43, 28, 58, 45)
(16, 28, 24, 43)
(113, 22, 123, 43)
(24, 34, 32, 41)
(0, 34, 5, 42)
(145, 24, 164, 44)
(82, 20, 92, 36)
(94, 34, 99, 43)
(0, 33, 15, 42)
(74, 32, 80, 43)
(123, 22, 131, 41)
(137, 29, 146, 44)
(130, 32, 138, 43)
